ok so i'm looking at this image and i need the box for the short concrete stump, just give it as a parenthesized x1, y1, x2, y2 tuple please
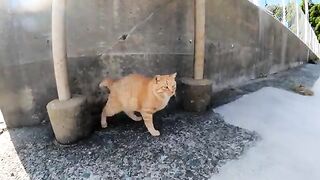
(46, 95, 92, 145)
(180, 78, 212, 112)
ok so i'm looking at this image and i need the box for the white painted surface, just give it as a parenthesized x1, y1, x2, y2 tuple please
(212, 79, 320, 180)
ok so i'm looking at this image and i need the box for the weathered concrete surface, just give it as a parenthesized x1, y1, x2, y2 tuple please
(0, 61, 57, 128)
(0, 0, 55, 127)
(0, 0, 318, 127)
(0, 0, 194, 127)
(66, 0, 194, 56)
(47, 96, 93, 144)
(213, 71, 320, 179)
(180, 78, 212, 112)
(205, 0, 317, 91)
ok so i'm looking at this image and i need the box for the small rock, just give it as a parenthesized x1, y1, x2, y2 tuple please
(82, 172, 90, 178)
(11, 173, 14, 176)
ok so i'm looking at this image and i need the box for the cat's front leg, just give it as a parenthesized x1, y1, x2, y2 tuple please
(101, 107, 108, 128)
(141, 112, 160, 136)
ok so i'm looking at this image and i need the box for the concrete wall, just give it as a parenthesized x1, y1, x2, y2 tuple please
(0, 0, 316, 128)
(205, 0, 316, 90)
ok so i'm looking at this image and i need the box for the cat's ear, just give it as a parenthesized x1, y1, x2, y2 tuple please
(154, 75, 161, 83)
(171, 72, 177, 78)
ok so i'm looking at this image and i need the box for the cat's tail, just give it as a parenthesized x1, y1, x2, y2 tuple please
(99, 78, 114, 89)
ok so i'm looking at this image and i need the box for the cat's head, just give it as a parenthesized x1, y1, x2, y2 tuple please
(153, 73, 177, 97)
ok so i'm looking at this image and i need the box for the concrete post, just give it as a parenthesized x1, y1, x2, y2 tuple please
(48, 0, 92, 144)
(194, 0, 206, 80)
(180, 0, 212, 113)
(52, 0, 71, 101)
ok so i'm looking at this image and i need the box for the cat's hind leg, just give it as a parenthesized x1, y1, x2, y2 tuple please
(101, 97, 122, 128)
(124, 111, 142, 121)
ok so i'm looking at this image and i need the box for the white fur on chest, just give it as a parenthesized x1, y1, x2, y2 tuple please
(157, 94, 170, 111)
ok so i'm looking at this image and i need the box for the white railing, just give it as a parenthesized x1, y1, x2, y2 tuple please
(249, 0, 320, 57)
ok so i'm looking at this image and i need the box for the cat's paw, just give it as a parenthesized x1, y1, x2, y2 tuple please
(133, 116, 142, 121)
(150, 130, 160, 136)
(101, 123, 108, 128)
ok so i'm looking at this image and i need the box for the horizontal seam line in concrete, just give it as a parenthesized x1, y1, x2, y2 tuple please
(99, 52, 193, 56)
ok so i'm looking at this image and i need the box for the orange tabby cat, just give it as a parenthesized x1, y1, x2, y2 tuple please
(99, 73, 177, 136)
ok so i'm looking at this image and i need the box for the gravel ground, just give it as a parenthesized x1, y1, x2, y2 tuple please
(1, 63, 319, 180)
(0, 112, 257, 180)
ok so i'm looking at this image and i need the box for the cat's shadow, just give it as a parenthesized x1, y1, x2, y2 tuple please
(96, 112, 165, 135)
(95, 97, 179, 134)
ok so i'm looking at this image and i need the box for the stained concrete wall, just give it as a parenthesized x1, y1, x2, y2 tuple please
(205, 0, 317, 90)
(0, 0, 316, 128)
(0, 0, 194, 128)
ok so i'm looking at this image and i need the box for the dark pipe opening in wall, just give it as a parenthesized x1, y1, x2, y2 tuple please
(119, 34, 128, 41)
